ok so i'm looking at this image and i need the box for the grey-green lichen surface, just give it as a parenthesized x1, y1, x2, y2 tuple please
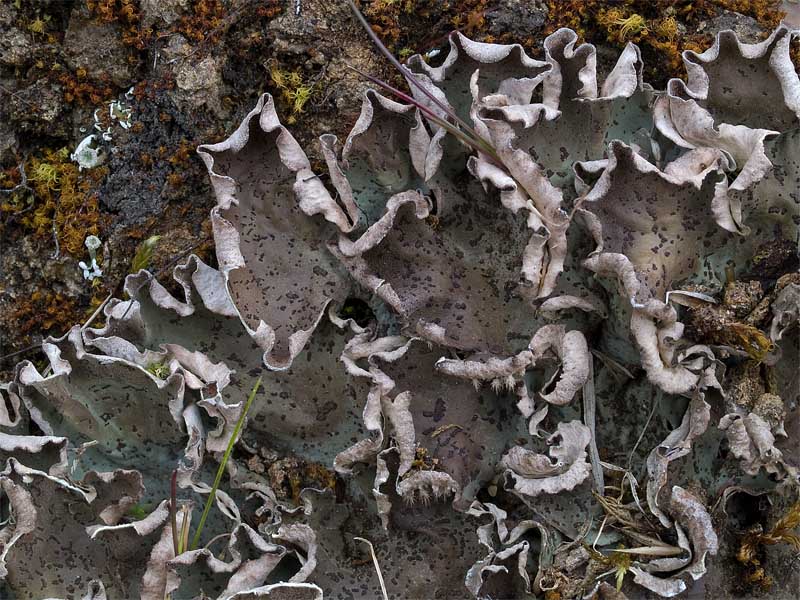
(1, 23, 799, 600)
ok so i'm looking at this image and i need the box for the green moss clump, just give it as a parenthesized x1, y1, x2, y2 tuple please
(1, 147, 106, 257)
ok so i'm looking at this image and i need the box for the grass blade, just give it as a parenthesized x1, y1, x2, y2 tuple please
(170, 470, 180, 556)
(179, 507, 190, 554)
(189, 375, 262, 551)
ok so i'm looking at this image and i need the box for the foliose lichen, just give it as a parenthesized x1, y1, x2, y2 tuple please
(1, 19, 798, 600)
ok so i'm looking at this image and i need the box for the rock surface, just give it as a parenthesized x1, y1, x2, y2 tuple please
(64, 5, 135, 87)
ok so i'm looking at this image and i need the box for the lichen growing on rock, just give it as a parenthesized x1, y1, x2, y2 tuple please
(1, 16, 799, 600)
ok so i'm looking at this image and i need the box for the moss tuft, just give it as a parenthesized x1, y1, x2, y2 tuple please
(87, 0, 153, 50)
(268, 62, 317, 125)
(1, 147, 106, 257)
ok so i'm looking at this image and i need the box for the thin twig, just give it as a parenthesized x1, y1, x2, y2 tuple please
(354, 537, 389, 600)
(1, 292, 112, 365)
(583, 356, 604, 496)
(81, 294, 113, 331)
(0, 344, 42, 363)
(611, 545, 685, 557)
(0, 84, 34, 108)
(344, 0, 511, 168)
(591, 349, 634, 381)
(344, 63, 500, 163)
(627, 390, 659, 471)
(592, 516, 608, 551)
(0, 293, 111, 367)
(430, 423, 463, 438)
(154, 236, 212, 278)
(203, 532, 232, 552)
(344, 0, 479, 139)
(567, 516, 594, 549)
(0, 161, 33, 195)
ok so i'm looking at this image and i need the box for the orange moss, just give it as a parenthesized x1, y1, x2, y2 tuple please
(363, 0, 418, 48)
(168, 139, 195, 167)
(361, 0, 490, 53)
(451, 1, 488, 37)
(256, 0, 283, 18)
(714, 0, 785, 28)
(737, 500, 800, 592)
(790, 37, 800, 70)
(6, 291, 79, 345)
(87, 0, 153, 50)
(267, 456, 338, 505)
(0, 164, 22, 191)
(143, 77, 163, 97)
(292, 463, 336, 503)
(175, 0, 227, 43)
(165, 172, 184, 188)
(87, 0, 281, 59)
(59, 68, 115, 105)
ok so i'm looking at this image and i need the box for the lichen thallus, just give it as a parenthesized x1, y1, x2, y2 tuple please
(344, 0, 503, 168)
